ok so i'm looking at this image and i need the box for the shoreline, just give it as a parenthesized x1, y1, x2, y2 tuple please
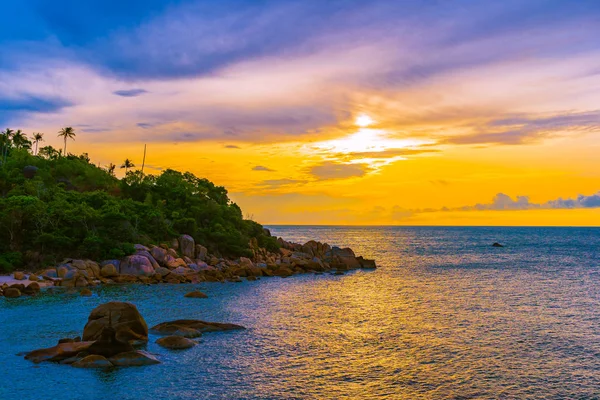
(0, 234, 376, 298)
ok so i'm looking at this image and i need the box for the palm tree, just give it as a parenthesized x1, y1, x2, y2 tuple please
(12, 130, 31, 150)
(107, 163, 116, 176)
(120, 158, 135, 174)
(32, 132, 44, 155)
(57, 127, 76, 156)
(1, 128, 14, 166)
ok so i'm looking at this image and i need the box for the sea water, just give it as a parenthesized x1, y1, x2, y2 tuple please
(1, 226, 600, 399)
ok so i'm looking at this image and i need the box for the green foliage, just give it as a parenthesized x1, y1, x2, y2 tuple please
(0, 142, 277, 268)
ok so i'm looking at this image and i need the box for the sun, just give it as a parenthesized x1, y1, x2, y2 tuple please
(355, 114, 374, 127)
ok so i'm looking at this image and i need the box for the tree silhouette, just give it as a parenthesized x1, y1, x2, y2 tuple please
(12, 130, 31, 150)
(107, 163, 116, 176)
(1, 128, 14, 166)
(32, 132, 44, 155)
(57, 127, 76, 156)
(120, 158, 135, 174)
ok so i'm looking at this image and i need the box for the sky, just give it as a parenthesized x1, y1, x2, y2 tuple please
(1, 0, 600, 225)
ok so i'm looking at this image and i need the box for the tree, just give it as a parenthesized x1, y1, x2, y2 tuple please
(12, 130, 31, 150)
(107, 163, 116, 176)
(1, 128, 14, 166)
(38, 145, 61, 160)
(57, 127, 76, 156)
(120, 158, 135, 174)
(32, 132, 44, 155)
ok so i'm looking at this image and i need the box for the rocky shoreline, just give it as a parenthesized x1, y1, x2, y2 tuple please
(0, 232, 376, 298)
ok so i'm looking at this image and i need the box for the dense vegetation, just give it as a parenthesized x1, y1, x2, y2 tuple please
(0, 129, 278, 272)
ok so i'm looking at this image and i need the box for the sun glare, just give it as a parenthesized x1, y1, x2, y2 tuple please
(355, 114, 374, 127)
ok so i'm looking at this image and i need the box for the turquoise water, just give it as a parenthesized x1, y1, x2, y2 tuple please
(2, 226, 600, 399)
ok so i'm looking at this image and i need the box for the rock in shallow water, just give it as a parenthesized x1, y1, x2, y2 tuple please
(151, 319, 245, 335)
(184, 291, 208, 298)
(25, 341, 94, 363)
(156, 336, 197, 349)
(82, 301, 148, 345)
(108, 350, 160, 366)
(72, 354, 113, 368)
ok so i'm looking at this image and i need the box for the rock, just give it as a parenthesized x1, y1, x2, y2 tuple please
(166, 256, 187, 269)
(492, 242, 504, 247)
(151, 320, 245, 335)
(75, 276, 88, 288)
(135, 250, 161, 270)
(172, 266, 190, 275)
(23, 165, 39, 179)
(71, 259, 87, 270)
(23, 282, 40, 295)
(170, 238, 179, 250)
(195, 245, 208, 261)
(120, 255, 155, 276)
(4, 287, 21, 298)
(100, 263, 118, 277)
(109, 350, 160, 366)
(25, 341, 94, 363)
(134, 244, 150, 252)
(184, 291, 208, 298)
(83, 302, 148, 345)
(356, 256, 377, 269)
(28, 274, 39, 282)
(72, 355, 114, 368)
(239, 257, 254, 269)
(156, 336, 197, 350)
(13, 271, 25, 280)
(154, 267, 171, 277)
(263, 228, 271, 236)
(178, 235, 195, 258)
(80, 288, 92, 296)
(101, 259, 121, 270)
(42, 269, 58, 279)
(273, 266, 293, 277)
(151, 246, 167, 265)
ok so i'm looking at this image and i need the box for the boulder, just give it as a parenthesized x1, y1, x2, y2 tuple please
(156, 336, 197, 350)
(172, 266, 190, 275)
(239, 257, 254, 269)
(134, 244, 150, 252)
(273, 266, 293, 277)
(165, 256, 187, 269)
(28, 274, 39, 282)
(71, 259, 87, 270)
(492, 242, 504, 247)
(151, 319, 245, 336)
(42, 269, 58, 279)
(80, 288, 92, 297)
(151, 246, 167, 265)
(4, 287, 21, 298)
(170, 238, 179, 250)
(23, 282, 40, 295)
(85, 260, 101, 278)
(135, 250, 161, 270)
(120, 255, 155, 276)
(25, 341, 94, 363)
(195, 245, 208, 261)
(72, 355, 114, 368)
(82, 302, 148, 345)
(101, 259, 121, 270)
(13, 271, 25, 280)
(100, 263, 118, 277)
(178, 235, 195, 258)
(23, 165, 39, 179)
(154, 267, 171, 277)
(357, 256, 377, 269)
(109, 350, 160, 366)
(184, 291, 208, 298)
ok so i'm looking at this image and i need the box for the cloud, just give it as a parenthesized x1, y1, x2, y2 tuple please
(252, 165, 275, 172)
(309, 162, 370, 180)
(257, 179, 308, 189)
(449, 191, 600, 211)
(224, 144, 240, 149)
(0, 94, 73, 125)
(137, 122, 155, 129)
(113, 89, 147, 97)
(444, 110, 600, 145)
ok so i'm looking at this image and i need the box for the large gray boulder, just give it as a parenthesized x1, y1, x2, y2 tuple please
(178, 235, 195, 258)
(119, 255, 155, 276)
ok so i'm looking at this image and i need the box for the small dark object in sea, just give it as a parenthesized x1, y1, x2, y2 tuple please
(492, 242, 504, 247)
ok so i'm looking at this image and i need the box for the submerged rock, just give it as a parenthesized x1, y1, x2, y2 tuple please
(184, 291, 208, 298)
(4, 287, 21, 298)
(72, 354, 113, 368)
(109, 350, 161, 366)
(151, 319, 245, 336)
(492, 242, 504, 247)
(156, 336, 197, 350)
(82, 302, 148, 345)
(25, 341, 94, 363)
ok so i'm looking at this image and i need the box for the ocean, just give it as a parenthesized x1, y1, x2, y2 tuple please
(1, 226, 600, 399)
